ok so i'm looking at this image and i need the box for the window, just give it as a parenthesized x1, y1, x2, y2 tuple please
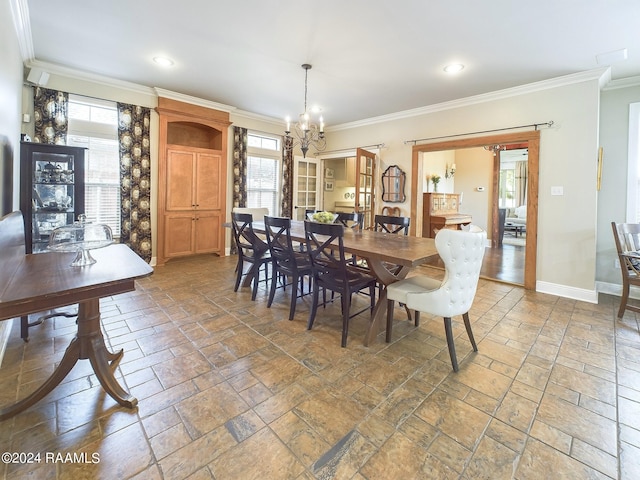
(498, 164, 516, 208)
(67, 95, 121, 237)
(247, 132, 281, 215)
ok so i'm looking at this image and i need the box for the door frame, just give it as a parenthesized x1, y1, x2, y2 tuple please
(410, 130, 540, 289)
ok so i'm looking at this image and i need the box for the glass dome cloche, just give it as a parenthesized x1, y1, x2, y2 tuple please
(48, 214, 113, 266)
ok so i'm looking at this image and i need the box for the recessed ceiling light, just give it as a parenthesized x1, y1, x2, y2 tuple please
(444, 63, 464, 74)
(153, 56, 174, 67)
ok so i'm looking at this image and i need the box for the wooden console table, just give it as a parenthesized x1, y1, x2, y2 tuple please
(0, 212, 153, 420)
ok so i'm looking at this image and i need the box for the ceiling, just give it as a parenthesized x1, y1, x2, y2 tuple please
(21, 0, 640, 126)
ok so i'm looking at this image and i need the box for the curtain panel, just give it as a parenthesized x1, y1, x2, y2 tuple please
(32, 87, 68, 145)
(281, 136, 294, 218)
(515, 161, 528, 207)
(232, 127, 248, 209)
(117, 103, 152, 262)
(230, 127, 248, 254)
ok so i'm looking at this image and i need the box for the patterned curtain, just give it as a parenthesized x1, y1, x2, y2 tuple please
(231, 127, 248, 254)
(281, 136, 294, 218)
(117, 103, 152, 262)
(32, 87, 68, 144)
(232, 127, 248, 209)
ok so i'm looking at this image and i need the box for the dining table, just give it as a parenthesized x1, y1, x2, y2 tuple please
(0, 220, 153, 421)
(249, 220, 439, 346)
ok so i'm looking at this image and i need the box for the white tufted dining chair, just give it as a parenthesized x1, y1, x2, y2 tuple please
(385, 226, 486, 371)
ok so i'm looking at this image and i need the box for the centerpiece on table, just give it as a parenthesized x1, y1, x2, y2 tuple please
(308, 211, 338, 223)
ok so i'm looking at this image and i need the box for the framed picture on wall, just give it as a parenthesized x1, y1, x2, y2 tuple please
(325, 168, 334, 179)
(325, 181, 334, 191)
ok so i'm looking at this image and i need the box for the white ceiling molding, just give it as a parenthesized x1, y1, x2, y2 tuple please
(603, 75, 640, 91)
(25, 59, 156, 97)
(10, 0, 34, 61)
(154, 88, 236, 114)
(330, 68, 611, 132)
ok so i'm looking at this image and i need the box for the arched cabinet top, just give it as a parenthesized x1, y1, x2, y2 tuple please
(167, 121, 222, 150)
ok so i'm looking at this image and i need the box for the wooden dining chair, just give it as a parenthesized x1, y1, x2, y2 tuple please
(385, 227, 486, 371)
(231, 212, 271, 300)
(381, 206, 401, 217)
(264, 216, 313, 320)
(373, 214, 410, 235)
(304, 221, 376, 347)
(611, 221, 640, 318)
(335, 212, 363, 230)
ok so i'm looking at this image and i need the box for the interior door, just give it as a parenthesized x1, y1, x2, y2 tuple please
(355, 148, 376, 229)
(292, 155, 320, 220)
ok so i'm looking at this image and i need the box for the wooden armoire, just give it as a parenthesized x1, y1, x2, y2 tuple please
(156, 98, 230, 266)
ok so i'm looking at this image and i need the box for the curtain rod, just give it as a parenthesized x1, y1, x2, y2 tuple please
(315, 143, 385, 156)
(403, 121, 554, 145)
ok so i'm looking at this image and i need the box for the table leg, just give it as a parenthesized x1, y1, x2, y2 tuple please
(362, 260, 411, 346)
(0, 299, 136, 421)
(76, 300, 136, 409)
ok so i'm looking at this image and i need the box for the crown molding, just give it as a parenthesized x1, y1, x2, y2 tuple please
(25, 59, 156, 98)
(602, 75, 640, 91)
(330, 68, 611, 132)
(10, 0, 34, 61)
(154, 88, 236, 113)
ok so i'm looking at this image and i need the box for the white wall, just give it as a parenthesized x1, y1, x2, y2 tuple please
(453, 148, 494, 235)
(0, 1, 23, 214)
(597, 83, 640, 289)
(1, 0, 26, 363)
(325, 71, 604, 299)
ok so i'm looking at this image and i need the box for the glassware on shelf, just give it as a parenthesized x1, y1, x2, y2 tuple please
(48, 214, 113, 266)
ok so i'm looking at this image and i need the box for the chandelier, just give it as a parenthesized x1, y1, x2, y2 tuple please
(285, 64, 326, 158)
(484, 144, 507, 156)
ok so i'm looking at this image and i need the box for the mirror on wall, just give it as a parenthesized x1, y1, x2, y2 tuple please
(381, 165, 406, 203)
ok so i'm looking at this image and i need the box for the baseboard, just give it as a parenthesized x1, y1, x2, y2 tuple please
(536, 280, 598, 304)
(0, 319, 13, 367)
(596, 280, 640, 300)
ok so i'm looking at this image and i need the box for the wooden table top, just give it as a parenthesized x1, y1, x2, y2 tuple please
(252, 220, 438, 267)
(0, 244, 153, 321)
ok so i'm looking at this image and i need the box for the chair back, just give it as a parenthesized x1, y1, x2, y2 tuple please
(381, 206, 401, 217)
(417, 227, 485, 317)
(304, 221, 351, 290)
(336, 212, 363, 230)
(374, 214, 410, 235)
(264, 216, 300, 270)
(612, 222, 640, 275)
(231, 212, 268, 258)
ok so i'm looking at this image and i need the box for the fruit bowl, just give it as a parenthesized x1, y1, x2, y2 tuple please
(307, 211, 338, 224)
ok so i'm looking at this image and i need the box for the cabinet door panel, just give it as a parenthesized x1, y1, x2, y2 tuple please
(164, 213, 194, 257)
(195, 153, 221, 210)
(166, 150, 195, 210)
(194, 211, 220, 253)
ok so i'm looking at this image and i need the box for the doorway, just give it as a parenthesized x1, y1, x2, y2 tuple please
(410, 131, 540, 290)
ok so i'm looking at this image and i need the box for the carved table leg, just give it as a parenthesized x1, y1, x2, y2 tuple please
(76, 300, 136, 408)
(0, 298, 136, 421)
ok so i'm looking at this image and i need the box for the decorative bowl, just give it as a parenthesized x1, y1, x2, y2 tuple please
(307, 211, 338, 224)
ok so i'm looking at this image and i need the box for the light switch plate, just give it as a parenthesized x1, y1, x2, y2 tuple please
(551, 186, 563, 196)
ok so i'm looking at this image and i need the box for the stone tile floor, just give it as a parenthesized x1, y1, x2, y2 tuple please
(1, 254, 639, 479)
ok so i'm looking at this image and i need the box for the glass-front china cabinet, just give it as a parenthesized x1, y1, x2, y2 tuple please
(20, 142, 86, 253)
